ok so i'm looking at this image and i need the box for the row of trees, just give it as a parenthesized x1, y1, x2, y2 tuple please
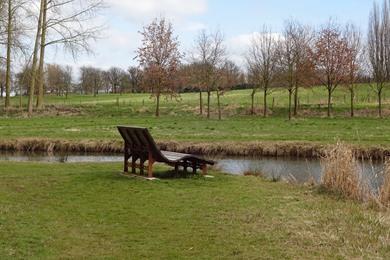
(1, 0, 389, 119)
(136, 1, 390, 118)
(79, 66, 143, 95)
(6, 64, 144, 98)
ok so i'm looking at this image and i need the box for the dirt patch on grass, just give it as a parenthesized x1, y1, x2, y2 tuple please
(0, 105, 82, 117)
(342, 108, 390, 118)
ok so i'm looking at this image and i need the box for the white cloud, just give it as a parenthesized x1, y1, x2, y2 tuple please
(183, 21, 207, 32)
(227, 32, 259, 67)
(228, 32, 283, 50)
(107, 0, 207, 21)
(227, 32, 283, 68)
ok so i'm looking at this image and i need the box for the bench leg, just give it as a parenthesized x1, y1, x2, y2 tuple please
(192, 162, 197, 174)
(131, 156, 137, 174)
(148, 154, 155, 178)
(124, 157, 128, 173)
(201, 164, 208, 175)
(124, 148, 130, 173)
(140, 157, 145, 175)
(174, 164, 179, 175)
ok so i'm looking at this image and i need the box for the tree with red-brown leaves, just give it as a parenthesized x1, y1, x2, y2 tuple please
(136, 17, 183, 117)
(312, 22, 349, 117)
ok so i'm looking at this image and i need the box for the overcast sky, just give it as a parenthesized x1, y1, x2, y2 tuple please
(44, 0, 377, 74)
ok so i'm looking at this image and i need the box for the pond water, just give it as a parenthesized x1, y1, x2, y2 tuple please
(216, 157, 385, 190)
(0, 151, 385, 191)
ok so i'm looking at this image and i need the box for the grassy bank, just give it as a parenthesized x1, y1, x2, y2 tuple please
(0, 162, 389, 258)
(0, 86, 389, 151)
(1, 138, 389, 160)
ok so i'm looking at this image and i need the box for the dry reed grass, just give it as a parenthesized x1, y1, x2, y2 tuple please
(379, 159, 390, 208)
(321, 143, 390, 210)
(321, 143, 369, 202)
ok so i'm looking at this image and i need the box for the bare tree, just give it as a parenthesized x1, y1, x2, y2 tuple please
(180, 61, 205, 114)
(106, 67, 124, 94)
(45, 63, 72, 97)
(128, 66, 143, 93)
(246, 64, 260, 115)
(0, 68, 5, 98)
(15, 64, 32, 96)
(312, 21, 349, 117)
(28, 0, 45, 115)
(46, 63, 61, 94)
(247, 27, 279, 117)
(35, 0, 105, 109)
(118, 70, 131, 93)
(62, 65, 72, 98)
(368, 0, 389, 118)
(344, 24, 363, 117)
(3, 0, 29, 109)
(136, 17, 182, 117)
(192, 29, 226, 118)
(278, 20, 314, 119)
(216, 60, 240, 120)
(80, 66, 103, 96)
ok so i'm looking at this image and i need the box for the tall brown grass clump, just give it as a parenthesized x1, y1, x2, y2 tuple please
(379, 159, 390, 207)
(321, 143, 368, 201)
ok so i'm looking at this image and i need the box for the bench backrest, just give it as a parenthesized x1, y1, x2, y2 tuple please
(117, 126, 165, 161)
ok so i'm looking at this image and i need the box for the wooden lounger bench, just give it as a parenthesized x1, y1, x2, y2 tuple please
(117, 126, 214, 177)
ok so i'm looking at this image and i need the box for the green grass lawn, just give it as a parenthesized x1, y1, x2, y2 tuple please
(0, 162, 389, 259)
(0, 85, 389, 147)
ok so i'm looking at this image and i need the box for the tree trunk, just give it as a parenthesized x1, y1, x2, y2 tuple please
(207, 90, 211, 119)
(36, 0, 48, 109)
(19, 82, 22, 109)
(350, 87, 354, 118)
(251, 89, 255, 115)
(0, 83, 4, 98)
(27, 0, 44, 116)
(378, 89, 382, 118)
(93, 80, 97, 97)
(5, 0, 12, 109)
(199, 90, 203, 115)
(263, 88, 267, 118)
(155, 94, 160, 117)
(288, 89, 292, 120)
(293, 85, 298, 116)
(327, 88, 332, 117)
(217, 90, 221, 120)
